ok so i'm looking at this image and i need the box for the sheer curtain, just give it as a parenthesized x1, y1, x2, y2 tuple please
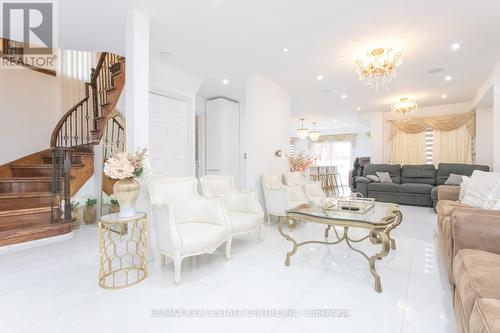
(433, 126, 472, 165)
(391, 130, 426, 165)
(57, 50, 97, 111)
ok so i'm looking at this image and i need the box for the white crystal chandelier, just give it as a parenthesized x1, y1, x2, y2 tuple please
(391, 97, 418, 115)
(296, 118, 309, 139)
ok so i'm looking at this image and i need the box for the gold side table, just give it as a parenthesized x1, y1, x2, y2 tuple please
(98, 212, 148, 289)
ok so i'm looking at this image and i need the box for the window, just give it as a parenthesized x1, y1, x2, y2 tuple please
(312, 141, 352, 185)
(425, 127, 433, 164)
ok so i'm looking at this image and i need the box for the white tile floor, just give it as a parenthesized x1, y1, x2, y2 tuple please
(0, 205, 456, 333)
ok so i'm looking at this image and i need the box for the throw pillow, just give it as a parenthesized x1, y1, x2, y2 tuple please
(445, 173, 464, 185)
(462, 170, 500, 209)
(366, 175, 380, 182)
(485, 181, 500, 210)
(459, 176, 470, 202)
(376, 172, 393, 183)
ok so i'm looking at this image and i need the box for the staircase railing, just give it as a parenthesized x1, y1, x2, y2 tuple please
(50, 52, 122, 223)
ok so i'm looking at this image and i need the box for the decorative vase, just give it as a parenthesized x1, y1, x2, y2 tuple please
(113, 178, 140, 218)
(83, 206, 96, 224)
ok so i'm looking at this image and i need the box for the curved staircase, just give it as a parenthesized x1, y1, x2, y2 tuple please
(0, 52, 125, 247)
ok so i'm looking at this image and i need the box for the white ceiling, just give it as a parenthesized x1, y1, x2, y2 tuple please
(91, 0, 500, 131)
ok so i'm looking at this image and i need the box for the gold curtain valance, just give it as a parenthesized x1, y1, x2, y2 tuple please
(389, 111, 475, 140)
(290, 134, 356, 145)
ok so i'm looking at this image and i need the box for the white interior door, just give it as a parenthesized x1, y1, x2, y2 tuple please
(149, 93, 188, 176)
(205, 98, 240, 187)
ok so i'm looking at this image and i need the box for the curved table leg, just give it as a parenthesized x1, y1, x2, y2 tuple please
(368, 229, 391, 292)
(278, 217, 298, 266)
(386, 209, 403, 250)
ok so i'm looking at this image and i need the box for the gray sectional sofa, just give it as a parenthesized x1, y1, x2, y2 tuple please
(354, 163, 490, 207)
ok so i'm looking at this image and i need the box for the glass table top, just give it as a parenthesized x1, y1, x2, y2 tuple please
(287, 202, 399, 225)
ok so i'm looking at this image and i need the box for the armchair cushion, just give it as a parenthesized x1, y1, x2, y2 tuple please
(228, 211, 262, 234)
(354, 176, 371, 184)
(177, 222, 229, 253)
(283, 172, 305, 186)
(453, 250, 500, 325)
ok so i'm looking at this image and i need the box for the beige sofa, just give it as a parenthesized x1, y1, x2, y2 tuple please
(436, 186, 500, 333)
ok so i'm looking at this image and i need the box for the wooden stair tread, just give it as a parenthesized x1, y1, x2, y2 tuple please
(0, 223, 71, 247)
(0, 206, 53, 217)
(0, 191, 53, 198)
(0, 177, 53, 182)
(11, 163, 84, 169)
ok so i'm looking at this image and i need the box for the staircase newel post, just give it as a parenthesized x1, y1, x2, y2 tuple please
(63, 150, 72, 222)
(91, 68, 99, 119)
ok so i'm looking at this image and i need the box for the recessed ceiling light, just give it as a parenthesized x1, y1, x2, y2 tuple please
(441, 94, 448, 99)
(222, 79, 229, 85)
(316, 75, 324, 81)
(282, 47, 289, 53)
(451, 43, 461, 51)
(333, 118, 338, 122)
(445, 75, 452, 81)
(356, 106, 361, 111)
(428, 68, 444, 74)
(343, 124, 347, 127)
(340, 94, 347, 99)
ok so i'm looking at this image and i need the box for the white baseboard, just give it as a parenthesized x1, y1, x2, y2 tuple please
(0, 232, 74, 255)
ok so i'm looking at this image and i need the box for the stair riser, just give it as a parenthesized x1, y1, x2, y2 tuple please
(12, 168, 52, 177)
(0, 195, 58, 211)
(41, 156, 82, 164)
(0, 181, 52, 193)
(0, 210, 55, 232)
(0, 223, 71, 247)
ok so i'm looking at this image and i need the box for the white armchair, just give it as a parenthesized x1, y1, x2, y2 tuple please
(261, 174, 309, 223)
(200, 175, 264, 240)
(147, 176, 232, 284)
(283, 171, 327, 205)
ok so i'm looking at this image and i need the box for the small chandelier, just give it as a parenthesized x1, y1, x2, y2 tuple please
(296, 118, 309, 139)
(309, 122, 320, 141)
(356, 48, 402, 91)
(391, 97, 418, 115)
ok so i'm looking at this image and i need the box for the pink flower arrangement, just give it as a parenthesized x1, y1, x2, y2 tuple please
(104, 148, 148, 180)
(288, 152, 314, 173)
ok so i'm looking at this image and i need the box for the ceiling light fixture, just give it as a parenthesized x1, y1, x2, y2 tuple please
(356, 47, 402, 91)
(333, 118, 338, 122)
(316, 75, 324, 81)
(445, 75, 452, 81)
(340, 94, 347, 99)
(296, 118, 309, 139)
(391, 97, 418, 115)
(282, 47, 289, 53)
(451, 43, 461, 51)
(356, 106, 361, 111)
(441, 94, 448, 99)
(222, 79, 229, 85)
(309, 122, 321, 141)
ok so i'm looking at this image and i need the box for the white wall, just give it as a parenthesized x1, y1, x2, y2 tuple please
(475, 108, 494, 168)
(149, 62, 202, 177)
(0, 67, 62, 164)
(245, 74, 290, 206)
(494, 85, 500, 171)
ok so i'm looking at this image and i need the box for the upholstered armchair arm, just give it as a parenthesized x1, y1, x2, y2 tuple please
(452, 207, 500, 257)
(354, 176, 371, 184)
(354, 177, 370, 198)
(193, 195, 231, 228)
(152, 203, 181, 254)
(438, 185, 460, 202)
(228, 190, 264, 216)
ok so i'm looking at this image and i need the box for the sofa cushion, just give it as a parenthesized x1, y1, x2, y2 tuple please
(401, 164, 437, 185)
(363, 164, 401, 184)
(469, 298, 500, 333)
(453, 250, 500, 324)
(398, 183, 433, 195)
(462, 171, 500, 209)
(437, 163, 490, 185)
(367, 182, 400, 193)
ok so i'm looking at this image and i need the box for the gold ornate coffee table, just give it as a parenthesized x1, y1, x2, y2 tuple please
(280, 202, 402, 293)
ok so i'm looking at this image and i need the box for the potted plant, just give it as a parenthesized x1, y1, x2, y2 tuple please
(83, 197, 97, 224)
(70, 200, 81, 229)
(109, 198, 119, 214)
(103, 148, 148, 218)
